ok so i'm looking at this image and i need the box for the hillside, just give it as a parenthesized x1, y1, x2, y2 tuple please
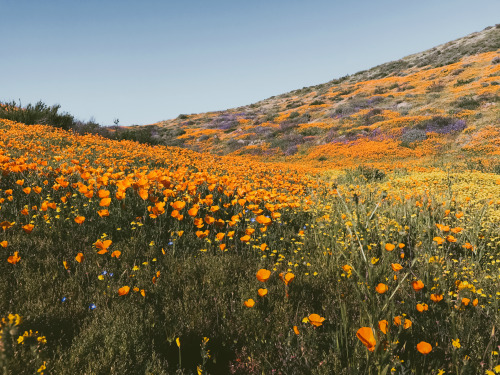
(141, 25, 500, 169)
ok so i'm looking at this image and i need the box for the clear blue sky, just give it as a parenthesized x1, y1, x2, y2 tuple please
(2, 0, 499, 125)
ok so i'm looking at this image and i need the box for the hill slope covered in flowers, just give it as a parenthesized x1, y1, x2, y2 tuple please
(150, 25, 500, 171)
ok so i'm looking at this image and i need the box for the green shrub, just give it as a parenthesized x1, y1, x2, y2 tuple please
(0, 101, 75, 130)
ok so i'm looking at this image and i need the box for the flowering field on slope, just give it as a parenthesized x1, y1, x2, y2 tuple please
(1, 119, 500, 374)
(154, 50, 500, 172)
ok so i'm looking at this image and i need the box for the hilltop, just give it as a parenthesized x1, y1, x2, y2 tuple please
(137, 25, 500, 170)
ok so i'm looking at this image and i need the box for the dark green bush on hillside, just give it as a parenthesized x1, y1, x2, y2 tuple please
(0, 100, 75, 130)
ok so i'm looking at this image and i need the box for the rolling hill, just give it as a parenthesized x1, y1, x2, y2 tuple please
(138, 24, 500, 170)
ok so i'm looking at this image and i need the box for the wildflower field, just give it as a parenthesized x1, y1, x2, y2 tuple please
(1, 118, 500, 374)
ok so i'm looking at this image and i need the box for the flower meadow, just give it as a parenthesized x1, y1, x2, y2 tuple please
(0, 118, 500, 374)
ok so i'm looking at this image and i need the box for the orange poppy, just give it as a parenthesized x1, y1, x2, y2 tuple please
(100, 197, 111, 207)
(95, 239, 112, 254)
(412, 280, 424, 291)
(111, 250, 121, 258)
(0, 241, 7, 248)
(446, 235, 457, 243)
(391, 263, 403, 272)
(118, 286, 130, 296)
(138, 189, 148, 200)
(74, 216, 85, 224)
(375, 283, 388, 294)
(433, 237, 445, 245)
(430, 294, 443, 302)
(378, 320, 388, 334)
(282, 272, 295, 285)
(293, 326, 300, 335)
(22, 224, 34, 233)
(385, 243, 395, 251)
(416, 341, 432, 354)
(308, 314, 325, 327)
(258, 288, 268, 297)
(256, 269, 271, 282)
(356, 327, 376, 351)
(172, 201, 186, 210)
(244, 299, 255, 308)
(7, 251, 21, 264)
(97, 209, 109, 217)
(256, 215, 272, 225)
(416, 303, 428, 312)
(75, 253, 84, 263)
(188, 207, 199, 217)
(98, 189, 110, 198)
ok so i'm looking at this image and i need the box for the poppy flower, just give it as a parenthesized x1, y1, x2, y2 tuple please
(118, 286, 130, 296)
(462, 298, 470, 306)
(430, 294, 443, 302)
(97, 209, 109, 217)
(394, 316, 412, 329)
(258, 288, 268, 297)
(293, 326, 300, 335)
(100, 197, 111, 207)
(356, 327, 376, 351)
(0, 241, 7, 248)
(342, 264, 352, 273)
(416, 303, 428, 312)
(308, 314, 325, 327)
(75, 253, 84, 263)
(385, 244, 395, 251)
(391, 263, 403, 272)
(111, 250, 121, 258)
(256, 269, 271, 282)
(281, 272, 295, 285)
(416, 341, 432, 354)
(95, 239, 112, 254)
(22, 224, 34, 233)
(256, 215, 272, 225)
(378, 320, 388, 334)
(74, 216, 85, 224)
(446, 235, 457, 243)
(98, 190, 110, 198)
(138, 189, 148, 200)
(433, 237, 445, 245)
(172, 201, 186, 210)
(244, 299, 255, 308)
(412, 280, 424, 291)
(7, 251, 21, 264)
(375, 283, 388, 294)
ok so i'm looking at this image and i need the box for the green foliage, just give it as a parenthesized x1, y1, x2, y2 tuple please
(0, 101, 75, 130)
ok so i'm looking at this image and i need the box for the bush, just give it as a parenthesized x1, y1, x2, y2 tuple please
(455, 96, 481, 110)
(400, 129, 427, 146)
(454, 78, 475, 87)
(426, 82, 445, 93)
(310, 100, 325, 106)
(0, 101, 75, 130)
